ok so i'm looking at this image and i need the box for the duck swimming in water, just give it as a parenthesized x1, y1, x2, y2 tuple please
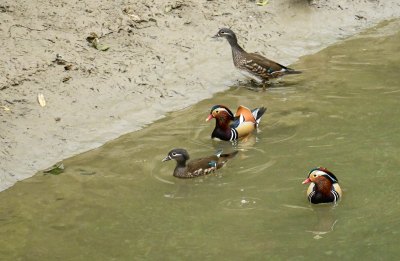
(206, 104, 266, 141)
(302, 167, 342, 204)
(162, 148, 238, 178)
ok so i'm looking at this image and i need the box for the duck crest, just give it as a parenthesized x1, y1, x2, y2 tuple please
(309, 167, 339, 183)
(210, 105, 234, 118)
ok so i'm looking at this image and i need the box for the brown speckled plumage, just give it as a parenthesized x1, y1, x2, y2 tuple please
(214, 28, 301, 83)
(162, 148, 238, 178)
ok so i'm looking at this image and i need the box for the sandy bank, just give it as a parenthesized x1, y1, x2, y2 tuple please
(1, 0, 399, 191)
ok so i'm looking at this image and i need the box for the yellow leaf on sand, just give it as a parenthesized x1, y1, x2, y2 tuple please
(256, 0, 269, 6)
(38, 93, 46, 107)
(0, 105, 10, 111)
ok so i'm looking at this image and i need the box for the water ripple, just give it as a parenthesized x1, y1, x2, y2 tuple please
(219, 197, 261, 210)
(236, 159, 277, 180)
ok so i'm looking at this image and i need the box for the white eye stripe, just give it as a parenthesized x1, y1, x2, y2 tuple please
(311, 170, 337, 183)
(214, 108, 234, 117)
(215, 108, 228, 113)
(311, 170, 326, 176)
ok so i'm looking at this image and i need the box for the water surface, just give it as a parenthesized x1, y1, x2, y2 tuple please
(1, 20, 400, 260)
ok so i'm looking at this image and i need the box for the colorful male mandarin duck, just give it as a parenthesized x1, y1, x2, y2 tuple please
(213, 28, 301, 83)
(302, 167, 342, 204)
(206, 105, 266, 141)
(162, 148, 238, 178)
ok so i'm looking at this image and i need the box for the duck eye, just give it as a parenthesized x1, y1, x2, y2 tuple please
(171, 152, 177, 156)
(313, 174, 317, 178)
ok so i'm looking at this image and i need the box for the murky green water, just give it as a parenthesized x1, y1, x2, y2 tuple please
(1, 20, 400, 260)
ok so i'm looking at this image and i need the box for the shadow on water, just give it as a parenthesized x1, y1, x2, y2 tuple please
(1, 20, 400, 260)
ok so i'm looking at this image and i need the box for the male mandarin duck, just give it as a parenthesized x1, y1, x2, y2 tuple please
(162, 148, 238, 178)
(213, 28, 301, 84)
(302, 167, 342, 204)
(206, 105, 267, 141)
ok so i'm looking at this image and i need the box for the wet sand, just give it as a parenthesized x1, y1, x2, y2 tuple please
(1, 0, 399, 191)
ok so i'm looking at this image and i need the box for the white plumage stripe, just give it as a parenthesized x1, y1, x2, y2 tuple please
(230, 129, 238, 141)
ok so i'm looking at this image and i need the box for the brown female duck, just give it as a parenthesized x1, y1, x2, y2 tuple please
(213, 28, 301, 84)
(162, 148, 238, 178)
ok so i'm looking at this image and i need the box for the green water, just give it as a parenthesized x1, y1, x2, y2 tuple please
(1, 20, 400, 260)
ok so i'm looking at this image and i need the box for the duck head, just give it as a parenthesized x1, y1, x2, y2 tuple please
(213, 28, 238, 46)
(206, 105, 235, 123)
(162, 148, 190, 164)
(302, 167, 338, 185)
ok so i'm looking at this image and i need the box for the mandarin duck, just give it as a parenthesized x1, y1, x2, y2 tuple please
(162, 148, 238, 178)
(206, 105, 266, 141)
(302, 167, 342, 204)
(213, 28, 301, 84)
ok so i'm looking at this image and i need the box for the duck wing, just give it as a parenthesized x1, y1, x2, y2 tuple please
(186, 150, 238, 175)
(186, 155, 220, 175)
(235, 105, 256, 123)
(230, 115, 243, 129)
(229, 113, 257, 138)
(234, 121, 257, 138)
(217, 151, 238, 168)
(247, 53, 288, 71)
(244, 53, 300, 77)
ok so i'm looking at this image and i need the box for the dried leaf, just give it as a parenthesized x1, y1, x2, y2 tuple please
(256, 0, 269, 6)
(37, 93, 46, 107)
(89, 36, 110, 51)
(95, 44, 110, 51)
(62, 76, 71, 82)
(0, 105, 11, 111)
(43, 162, 64, 175)
(165, 5, 172, 13)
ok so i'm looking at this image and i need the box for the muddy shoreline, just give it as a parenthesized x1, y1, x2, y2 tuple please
(1, 0, 399, 191)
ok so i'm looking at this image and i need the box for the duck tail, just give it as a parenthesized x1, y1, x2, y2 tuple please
(214, 149, 223, 157)
(252, 107, 267, 125)
(216, 150, 238, 168)
(285, 67, 302, 74)
(219, 150, 239, 159)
